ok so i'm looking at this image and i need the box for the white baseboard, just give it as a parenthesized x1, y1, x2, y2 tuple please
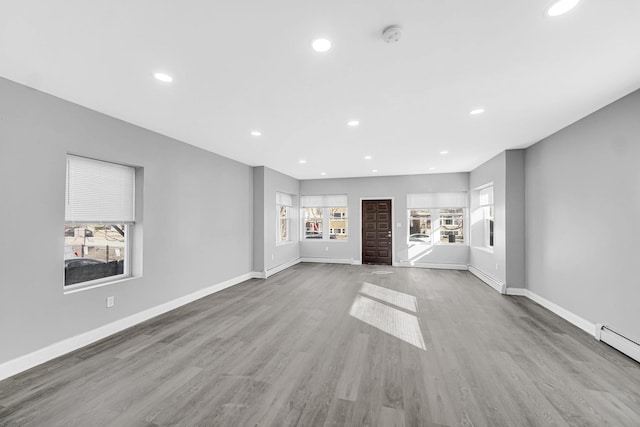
(264, 258, 301, 278)
(300, 257, 355, 265)
(469, 265, 506, 294)
(505, 287, 596, 337)
(395, 261, 469, 270)
(0, 271, 257, 382)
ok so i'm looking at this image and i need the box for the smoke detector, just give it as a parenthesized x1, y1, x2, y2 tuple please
(382, 25, 402, 43)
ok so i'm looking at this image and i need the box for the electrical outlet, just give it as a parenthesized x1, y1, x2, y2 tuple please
(106, 296, 115, 308)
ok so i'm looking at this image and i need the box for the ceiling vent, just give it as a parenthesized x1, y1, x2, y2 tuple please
(382, 25, 402, 43)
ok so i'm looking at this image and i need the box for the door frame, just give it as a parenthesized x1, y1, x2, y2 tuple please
(359, 197, 395, 265)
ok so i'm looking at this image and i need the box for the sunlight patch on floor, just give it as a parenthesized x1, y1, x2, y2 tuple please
(360, 282, 417, 312)
(349, 294, 426, 350)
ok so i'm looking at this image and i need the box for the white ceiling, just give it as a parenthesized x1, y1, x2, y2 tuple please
(2, 1, 639, 179)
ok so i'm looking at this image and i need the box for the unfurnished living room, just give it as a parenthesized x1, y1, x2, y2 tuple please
(1, 1, 639, 426)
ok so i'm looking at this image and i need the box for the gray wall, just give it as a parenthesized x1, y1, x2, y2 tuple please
(252, 167, 266, 273)
(469, 150, 525, 290)
(505, 150, 525, 289)
(0, 77, 254, 365)
(526, 89, 640, 343)
(469, 152, 507, 284)
(300, 173, 470, 267)
(253, 166, 300, 274)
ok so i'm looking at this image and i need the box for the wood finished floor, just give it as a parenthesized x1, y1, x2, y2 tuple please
(1, 264, 639, 426)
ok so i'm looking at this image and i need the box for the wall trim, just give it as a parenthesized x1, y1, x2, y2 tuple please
(505, 287, 596, 337)
(264, 258, 301, 278)
(505, 287, 527, 296)
(300, 257, 355, 265)
(0, 271, 257, 382)
(395, 261, 469, 271)
(469, 265, 506, 294)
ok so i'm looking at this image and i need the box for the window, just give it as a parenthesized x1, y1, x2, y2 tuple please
(478, 186, 494, 248)
(276, 192, 293, 244)
(303, 207, 323, 239)
(439, 208, 464, 243)
(301, 195, 348, 241)
(329, 208, 348, 240)
(407, 193, 467, 245)
(64, 155, 135, 287)
(408, 209, 432, 244)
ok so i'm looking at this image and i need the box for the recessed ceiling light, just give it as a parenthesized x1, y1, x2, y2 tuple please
(364, 155, 372, 160)
(429, 167, 436, 170)
(153, 72, 173, 83)
(299, 160, 307, 164)
(250, 130, 262, 137)
(320, 172, 327, 176)
(546, 0, 580, 16)
(347, 120, 360, 127)
(372, 169, 379, 173)
(470, 108, 485, 115)
(440, 150, 449, 155)
(312, 38, 332, 53)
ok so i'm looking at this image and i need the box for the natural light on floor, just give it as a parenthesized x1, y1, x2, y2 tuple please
(349, 285, 426, 350)
(360, 282, 417, 312)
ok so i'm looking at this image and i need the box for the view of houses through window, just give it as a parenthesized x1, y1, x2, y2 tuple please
(408, 208, 464, 244)
(409, 209, 432, 243)
(304, 207, 348, 240)
(440, 208, 464, 243)
(301, 195, 348, 241)
(407, 192, 467, 245)
(64, 225, 127, 286)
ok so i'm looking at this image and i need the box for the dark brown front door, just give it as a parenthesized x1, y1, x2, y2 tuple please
(362, 199, 392, 265)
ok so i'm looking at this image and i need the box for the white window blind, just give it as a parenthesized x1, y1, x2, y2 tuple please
(301, 194, 348, 207)
(65, 155, 135, 223)
(276, 191, 293, 207)
(407, 192, 468, 209)
(478, 186, 494, 207)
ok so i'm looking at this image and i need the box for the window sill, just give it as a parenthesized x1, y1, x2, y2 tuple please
(63, 275, 139, 295)
(276, 240, 296, 247)
(302, 239, 349, 243)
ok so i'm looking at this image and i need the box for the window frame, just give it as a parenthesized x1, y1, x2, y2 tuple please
(276, 191, 294, 245)
(406, 192, 468, 246)
(301, 195, 349, 242)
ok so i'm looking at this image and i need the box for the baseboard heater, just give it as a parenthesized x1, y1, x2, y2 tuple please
(596, 324, 640, 363)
